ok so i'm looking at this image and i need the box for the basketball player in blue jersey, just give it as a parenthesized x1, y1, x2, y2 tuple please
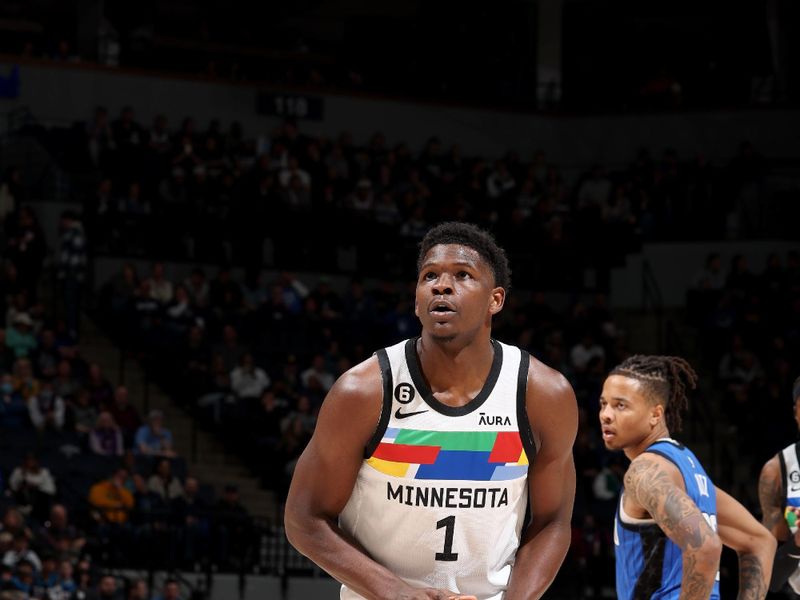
(758, 375, 800, 595)
(600, 355, 775, 600)
(285, 222, 578, 599)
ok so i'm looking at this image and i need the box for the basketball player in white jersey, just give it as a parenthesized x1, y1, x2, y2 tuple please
(285, 222, 578, 599)
(759, 376, 800, 594)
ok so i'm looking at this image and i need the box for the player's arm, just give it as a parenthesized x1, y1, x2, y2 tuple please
(504, 362, 577, 600)
(625, 453, 722, 600)
(758, 456, 799, 591)
(284, 358, 463, 600)
(715, 486, 775, 600)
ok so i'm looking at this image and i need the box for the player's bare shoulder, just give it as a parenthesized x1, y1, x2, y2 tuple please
(316, 354, 385, 445)
(525, 355, 578, 446)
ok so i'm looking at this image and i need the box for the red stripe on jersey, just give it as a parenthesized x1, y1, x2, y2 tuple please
(373, 443, 440, 464)
(488, 431, 523, 463)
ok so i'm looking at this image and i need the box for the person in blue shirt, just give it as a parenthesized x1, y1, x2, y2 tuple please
(599, 354, 775, 600)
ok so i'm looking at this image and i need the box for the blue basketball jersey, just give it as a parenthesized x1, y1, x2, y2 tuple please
(614, 438, 720, 600)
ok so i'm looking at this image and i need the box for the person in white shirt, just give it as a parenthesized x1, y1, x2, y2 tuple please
(300, 354, 335, 393)
(230, 353, 271, 400)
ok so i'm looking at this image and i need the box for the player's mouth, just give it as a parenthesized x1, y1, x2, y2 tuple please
(429, 300, 457, 321)
(601, 428, 616, 441)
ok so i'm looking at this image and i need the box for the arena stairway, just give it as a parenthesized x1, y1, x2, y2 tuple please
(77, 316, 281, 523)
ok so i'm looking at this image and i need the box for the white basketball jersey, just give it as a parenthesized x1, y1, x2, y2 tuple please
(339, 338, 535, 599)
(778, 442, 800, 594)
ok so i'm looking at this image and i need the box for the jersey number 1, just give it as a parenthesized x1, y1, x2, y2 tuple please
(435, 516, 458, 561)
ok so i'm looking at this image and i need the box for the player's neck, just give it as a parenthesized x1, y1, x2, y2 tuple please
(624, 424, 671, 461)
(416, 334, 495, 396)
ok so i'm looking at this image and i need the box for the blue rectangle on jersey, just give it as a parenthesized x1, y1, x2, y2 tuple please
(490, 465, 528, 481)
(383, 427, 401, 441)
(415, 450, 495, 481)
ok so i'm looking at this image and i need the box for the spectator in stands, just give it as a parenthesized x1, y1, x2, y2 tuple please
(183, 269, 209, 310)
(54, 558, 78, 597)
(6, 206, 46, 300)
(726, 254, 756, 299)
(147, 459, 184, 503)
(37, 504, 85, 562)
(56, 210, 87, 339)
(88, 466, 134, 525)
(0, 509, 29, 540)
(0, 372, 28, 429)
(86, 363, 114, 409)
(5, 313, 37, 359)
(104, 263, 138, 319)
(108, 386, 141, 449)
(8, 557, 36, 596)
(2, 534, 41, 572)
(230, 353, 270, 402)
(208, 270, 243, 324)
(569, 331, 606, 374)
(0, 563, 13, 593)
(145, 262, 173, 305)
(86, 106, 113, 169)
(127, 578, 149, 600)
(173, 476, 209, 568)
(164, 284, 199, 340)
(693, 252, 725, 290)
(212, 485, 252, 570)
(197, 353, 232, 424)
(89, 412, 124, 457)
(14, 358, 40, 403)
(153, 577, 182, 600)
(90, 574, 124, 600)
(72, 388, 99, 439)
(134, 410, 176, 458)
(33, 329, 61, 380)
(300, 354, 335, 395)
(34, 552, 58, 595)
(9, 453, 56, 519)
(53, 359, 80, 402)
(212, 325, 244, 374)
(251, 388, 288, 453)
(28, 379, 66, 432)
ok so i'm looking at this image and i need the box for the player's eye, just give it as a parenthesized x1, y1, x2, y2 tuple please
(457, 271, 470, 279)
(423, 272, 436, 281)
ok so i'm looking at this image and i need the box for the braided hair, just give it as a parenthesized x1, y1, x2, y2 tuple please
(610, 355, 698, 433)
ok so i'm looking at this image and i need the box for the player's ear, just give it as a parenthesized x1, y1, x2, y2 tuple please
(650, 403, 664, 427)
(488, 287, 505, 315)
(414, 297, 419, 318)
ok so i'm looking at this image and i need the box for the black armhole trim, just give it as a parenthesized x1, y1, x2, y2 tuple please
(364, 349, 393, 459)
(617, 492, 660, 532)
(516, 350, 536, 461)
(779, 448, 788, 512)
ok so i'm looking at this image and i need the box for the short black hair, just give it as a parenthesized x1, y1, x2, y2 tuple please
(610, 355, 698, 433)
(417, 222, 511, 292)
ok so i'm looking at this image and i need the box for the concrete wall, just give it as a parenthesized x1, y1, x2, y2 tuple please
(1, 59, 799, 169)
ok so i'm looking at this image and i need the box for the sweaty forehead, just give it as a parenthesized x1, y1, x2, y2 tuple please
(421, 244, 486, 268)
